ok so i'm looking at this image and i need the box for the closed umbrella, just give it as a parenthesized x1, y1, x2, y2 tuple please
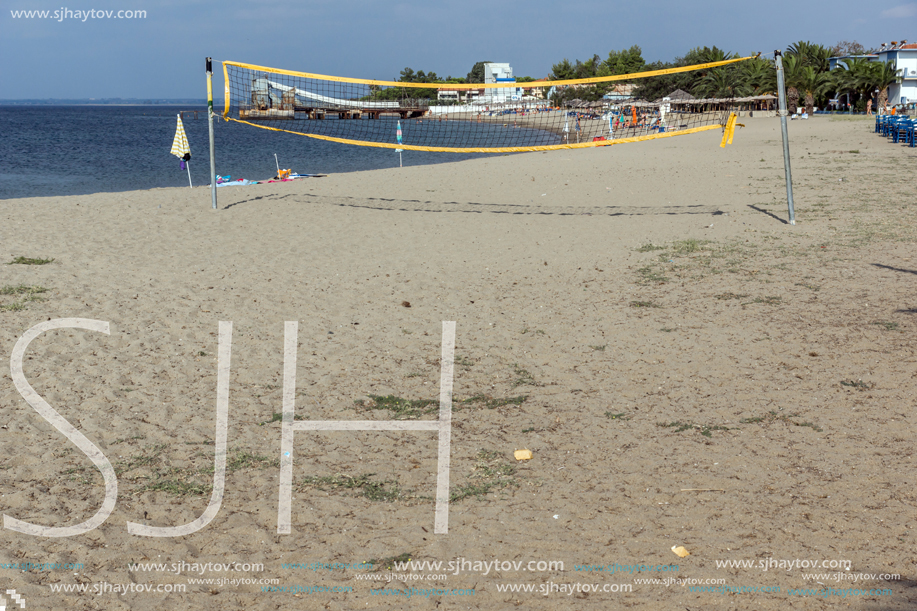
(396, 120, 404, 168)
(170, 114, 192, 188)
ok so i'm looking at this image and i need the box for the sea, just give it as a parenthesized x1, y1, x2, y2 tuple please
(0, 105, 553, 200)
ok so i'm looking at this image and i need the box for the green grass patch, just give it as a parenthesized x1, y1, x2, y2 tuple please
(740, 410, 822, 432)
(871, 321, 899, 331)
(636, 244, 666, 252)
(461, 394, 527, 409)
(356, 395, 438, 419)
(113, 444, 278, 497)
(298, 473, 405, 502)
(223, 449, 280, 473)
(366, 553, 412, 571)
(840, 379, 874, 391)
(8, 257, 54, 265)
(629, 300, 660, 308)
(636, 265, 668, 285)
(258, 412, 308, 425)
(714, 292, 749, 300)
(450, 449, 518, 502)
(670, 239, 711, 255)
(511, 365, 538, 388)
(0, 285, 49, 295)
(604, 412, 631, 420)
(589, 344, 606, 351)
(0, 285, 49, 312)
(744, 296, 783, 306)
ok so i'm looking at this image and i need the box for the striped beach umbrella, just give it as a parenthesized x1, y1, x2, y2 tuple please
(170, 114, 192, 188)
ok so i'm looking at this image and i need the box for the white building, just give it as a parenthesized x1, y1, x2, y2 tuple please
(875, 41, 917, 105)
(828, 40, 917, 106)
(483, 63, 523, 104)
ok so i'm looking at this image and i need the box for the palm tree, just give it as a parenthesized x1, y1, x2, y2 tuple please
(787, 41, 831, 72)
(869, 60, 902, 110)
(797, 66, 831, 114)
(740, 57, 777, 95)
(838, 57, 876, 110)
(692, 67, 750, 98)
(781, 54, 804, 113)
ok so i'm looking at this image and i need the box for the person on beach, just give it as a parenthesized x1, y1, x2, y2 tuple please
(866, 99, 872, 116)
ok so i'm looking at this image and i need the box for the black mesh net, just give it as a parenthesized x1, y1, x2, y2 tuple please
(222, 58, 756, 153)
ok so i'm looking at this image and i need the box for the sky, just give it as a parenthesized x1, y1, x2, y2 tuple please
(1, 0, 915, 99)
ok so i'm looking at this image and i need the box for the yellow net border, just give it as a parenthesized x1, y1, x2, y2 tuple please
(222, 56, 756, 90)
(225, 118, 732, 153)
(220, 56, 755, 152)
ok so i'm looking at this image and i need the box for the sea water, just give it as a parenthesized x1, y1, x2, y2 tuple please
(0, 106, 555, 200)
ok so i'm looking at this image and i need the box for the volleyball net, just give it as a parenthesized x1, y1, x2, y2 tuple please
(221, 57, 755, 153)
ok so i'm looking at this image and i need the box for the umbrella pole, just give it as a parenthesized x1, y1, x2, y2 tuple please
(186, 160, 193, 188)
(207, 57, 217, 210)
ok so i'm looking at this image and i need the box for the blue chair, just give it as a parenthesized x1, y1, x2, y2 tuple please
(892, 118, 910, 143)
(880, 115, 892, 137)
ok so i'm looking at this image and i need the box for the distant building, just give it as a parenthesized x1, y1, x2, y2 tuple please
(436, 88, 483, 103)
(483, 63, 523, 104)
(436, 89, 460, 102)
(877, 41, 917, 104)
(521, 78, 548, 100)
(828, 40, 917, 106)
(603, 83, 638, 101)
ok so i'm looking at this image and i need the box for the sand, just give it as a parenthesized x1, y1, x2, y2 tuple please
(1, 115, 916, 610)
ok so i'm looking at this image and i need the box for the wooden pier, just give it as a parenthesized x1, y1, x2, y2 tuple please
(239, 106, 427, 121)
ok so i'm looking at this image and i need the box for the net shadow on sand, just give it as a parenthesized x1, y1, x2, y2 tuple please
(222, 192, 725, 216)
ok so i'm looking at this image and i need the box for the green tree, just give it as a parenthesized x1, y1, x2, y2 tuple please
(549, 58, 576, 80)
(780, 54, 804, 113)
(869, 60, 902, 109)
(830, 40, 867, 57)
(739, 56, 776, 95)
(836, 57, 876, 109)
(633, 46, 735, 101)
(602, 45, 646, 76)
(787, 41, 831, 72)
(466, 61, 493, 84)
(797, 66, 831, 114)
(693, 67, 750, 98)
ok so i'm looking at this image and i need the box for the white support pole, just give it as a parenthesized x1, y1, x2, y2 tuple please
(186, 161, 193, 188)
(774, 51, 796, 225)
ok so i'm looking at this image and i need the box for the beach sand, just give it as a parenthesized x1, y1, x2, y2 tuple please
(1, 115, 916, 610)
